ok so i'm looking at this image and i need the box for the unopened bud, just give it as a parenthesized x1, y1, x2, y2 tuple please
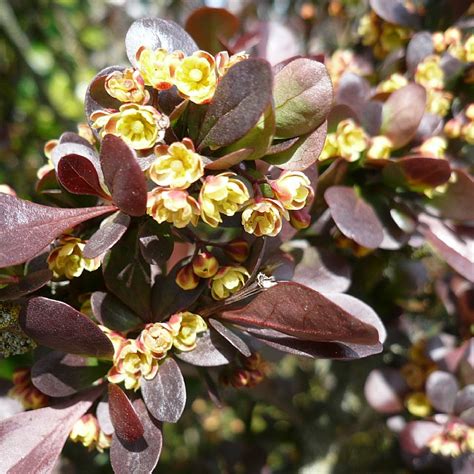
(176, 263, 200, 290)
(230, 369, 251, 388)
(290, 209, 311, 230)
(444, 119, 462, 139)
(466, 104, 474, 121)
(192, 250, 219, 278)
(224, 239, 250, 263)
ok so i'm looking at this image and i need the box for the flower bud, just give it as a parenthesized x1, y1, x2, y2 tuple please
(176, 263, 201, 290)
(290, 209, 311, 230)
(138, 322, 174, 359)
(230, 369, 251, 388)
(426, 89, 452, 117)
(211, 266, 249, 300)
(462, 122, 474, 145)
(444, 118, 462, 139)
(465, 36, 474, 63)
(271, 171, 313, 211)
(215, 51, 249, 77)
(223, 238, 250, 263)
(376, 73, 408, 93)
(466, 104, 474, 121)
(241, 198, 288, 237)
(405, 392, 432, 418)
(431, 32, 446, 53)
(366, 135, 393, 160)
(105, 68, 149, 104)
(192, 250, 219, 278)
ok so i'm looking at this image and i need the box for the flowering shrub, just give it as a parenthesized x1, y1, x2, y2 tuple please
(0, 2, 473, 472)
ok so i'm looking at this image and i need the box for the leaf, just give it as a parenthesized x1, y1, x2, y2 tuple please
(364, 368, 407, 414)
(219, 282, 380, 345)
(336, 72, 370, 117)
(430, 170, 474, 221)
(265, 121, 327, 170)
(96, 396, 114, 435)
(325, 186, 384, 249)
(381, 84, 426, 149)
(0, 194, 116, 268)
(141, 358, 186, 423)
(83, 211, 131, 259)
(454, 386, 474, 416)
(383, 157, 451, 190)
(205, 148, 255, 171)
(31, 351, 106, 398)
(426, 370, 459, 413)
(91, 292, 142, 332)
(125, 18, 198, 68)
(209, 319, 252, 357)
(108, 384, 144, 443)
(100, 135, 147, 217)
(400, 421, 443, 456)
(369, 0, 421, 29)
(110, 399, 163, 474)
(423, 0, 472, 30)
(406, 32, 434, 74)
(103, 227, 152, 321)
(19, 297, 114, 358)
(185, 7, 239, 54)
(175, 330, 235, 367)
(273, 58, 333, 139)
(198, 58, 273, 150)
(138, 219, 174, 266)
(0, 268, 52, 301)
(0, 387, 102, 474)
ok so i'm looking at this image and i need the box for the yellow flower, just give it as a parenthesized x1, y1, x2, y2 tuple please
(199, 172, 250, 228)
(465, 35, 474, 62)
(319, 132, 339, 161)
(149, 139, 204, 189)
(426, 88, 452, 117)
(326, 49, 364, 87)
(405, 392, 432, 418)
(367, 135, 393, 160)
(415, 55, 445, 89)
(444, 118, 462, 139)
(241, 198, 288, 237)
(335, 119, 368, 162)
(105, 67, 150, 104)
(466, 104, 474, 121)
(210, 266, 249, 300)
(69, 414, 111, 453)
(419, 136, 447, 158)
(379, 23, 410, 54)
(215, 51, 249, 76)
(47, 236, 100, 280)
(175, 263, 201, 290)
(462, 122, 474, 144)
(97, 431, 112, 453)
(358, 13, 379, 46)
(136, 47, 184, 90)
(376, 73, 408, 93)
(91, 103, 169, 150)
(432, 32, 446, 53)
(173, 51, 217, 104)
(147, 188, 200, 228)
(138, 323, 174, 359)
(167, 312, 207, 352)
(107, 338, 158, 391)
(271, 171, 313, 210)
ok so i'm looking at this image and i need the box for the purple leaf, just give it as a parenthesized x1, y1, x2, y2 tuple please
(100, 135, 147, 217)
(426, 370, 459, 413)
(125, 18, 198, 68)
(364, 368, 407, 414)
(110, 399, 163, 474)
(336, 72, 370, 117)
(0, 194, 116, 268)
(198, 58, 273, 150)
(0, 268, 52, 301)
(209, 319, 252, 357)
(381, 84, 426, 149)
(273, 58, 333, 139)
(406, 32, 434, 74)
(325, 186, 384, 249)
(96, 396, 114, 435)
(31, 351, 106, 397)
(19, 297, 114, 358)
(138, 219, 174, 266)
(454, 386, 474, 416)
(91, 291, 142, 332)
(59, 131, 94, 148)
(0, 387, 102, 473)
(369, 0, 421, 29)
(108, 384, 144, 443)
(175, 330, 235, 366)
(205, 148, 255, 170)
(83, 211, 131, 259)
(220, 282, 380, 345)
(141, 358, 186, 423)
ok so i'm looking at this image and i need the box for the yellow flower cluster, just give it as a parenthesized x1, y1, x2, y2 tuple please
(428, 422, 474, 458)
(432, 29, 474, 63)
(69, 414, 112, 453)
(105, 312, 207, 391)
(419, 136, 448, 158)
(366, 136, 393, 160)
(320, 119, 368, 162)
(445, 105, 474, 144)
(47, 236, 101, 280)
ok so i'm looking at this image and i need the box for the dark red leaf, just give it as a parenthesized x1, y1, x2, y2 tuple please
(100, 135, 147, 217)
(0, 268, 52, 301)
(125, 18, 197, 68)
(141, 358, 186, 423)
(220, 282, 380, 345)
(198, 58, 273, 150)
(209, 319, 251, 357)
(426, 370, 459, 413)
(19, 297, 114, 358)
(138, 219, 174, 266)
(108, 384, 144, 443)
(406, 32, 434, 74)
(369, 0, 421, 29)
(0, 387, 102, 473)
(364, 368, 408, 414)
(91, 291, 142, 332)
(110, 399, 163, 474)
(83, 211, 130, 259)
(0, 194, 116, 267)
(325, 186, 384, 249)
(185, 7, 239, 54)
(31, 351, 106, 397)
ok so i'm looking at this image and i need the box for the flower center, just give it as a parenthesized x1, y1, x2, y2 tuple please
(189, 68, 203, 82)
(131, 120, 144, 134)
(170, 160, 184, 172)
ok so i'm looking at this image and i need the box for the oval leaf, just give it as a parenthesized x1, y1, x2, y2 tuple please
(406, 32, 434, 74)
(369, 0, 421, 29)
(426, 370, 459, 413)
(0, 194, 116, 267)
(364, 368, 407, 414)
(141, 357, 186, 423)
(325, 186, 384, 249)
(19, 297, 114, 358)
(209, 318, 252, 357)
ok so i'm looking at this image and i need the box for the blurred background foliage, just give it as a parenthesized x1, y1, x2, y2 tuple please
(0, 0, 446, 472)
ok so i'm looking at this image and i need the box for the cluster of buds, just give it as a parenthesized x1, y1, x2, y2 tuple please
(428, 421, 474, 458)
(105, 312, 207, 391)
(220, 352, 270, 389)
(47, 235, 101, 280)
(320, 119, 369, 162)
(69, 414, 112, 453)
(0, 302, 36, 358)
(358, 11, 410, 59)
(444, 104, 474, 145)
(8, 368, 49, 410)
(432, 28, 474, 63)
